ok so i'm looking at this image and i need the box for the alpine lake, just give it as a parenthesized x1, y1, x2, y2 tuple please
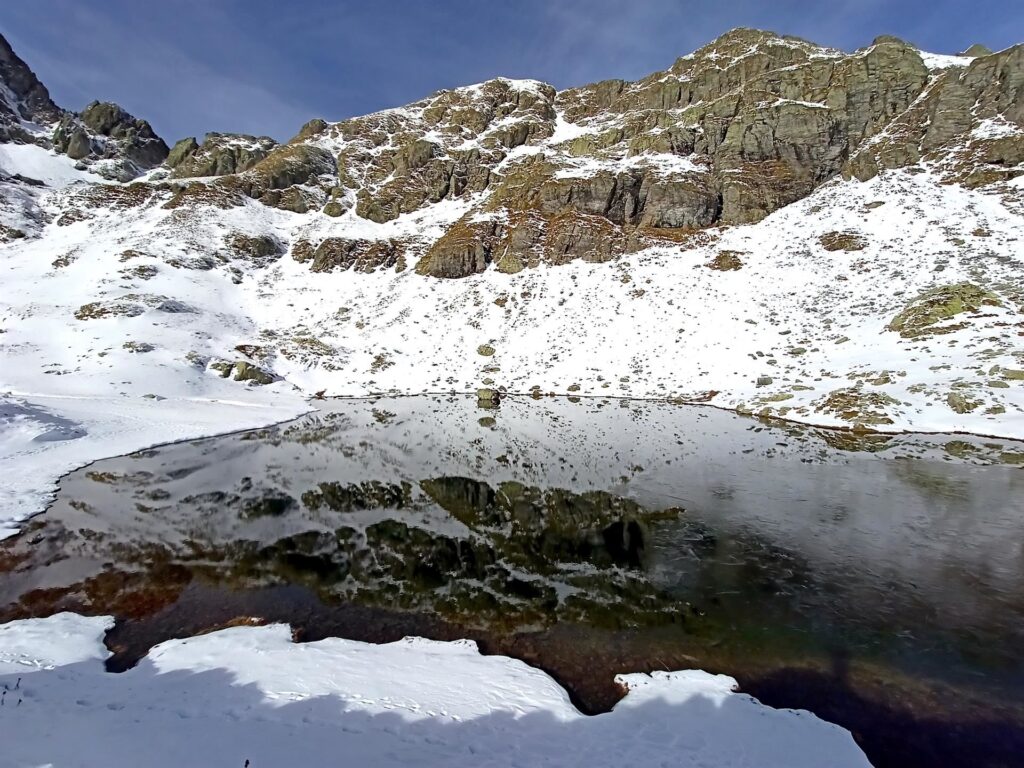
(2, 395, 1023, 768)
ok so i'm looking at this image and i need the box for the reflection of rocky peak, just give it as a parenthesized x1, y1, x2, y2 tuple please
(419, 476, 659, 569)
(0, 470, 684, 631)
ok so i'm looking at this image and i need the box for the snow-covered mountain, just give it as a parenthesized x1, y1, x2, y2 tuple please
(1, 28, 1023, 524)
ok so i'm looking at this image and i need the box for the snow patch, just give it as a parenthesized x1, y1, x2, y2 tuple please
(0, 613, 111, 674)
(918, 50, 975, 70)
(0, 143, 104, 187)
(0, 614, 871, 768)
(547, 112, 597, 144)
(971, 117, 1024, 140)
(554, 152, 706, 179)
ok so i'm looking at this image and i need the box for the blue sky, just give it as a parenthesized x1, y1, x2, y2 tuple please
(3, 0, 1022, 143)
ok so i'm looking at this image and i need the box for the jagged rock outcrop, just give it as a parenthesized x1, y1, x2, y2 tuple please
(548, 32, 932, 226)
(847, 44, 1024, 183)
(51, 101, 169, 180)
(225, 232, 284, 265)
(0, 33, 62, 142)
(0, 33, 168, 181)
(224, 143, 338, 212)
(961, 44, 994, 57)
(417, 219, 496, 277)
(324, 78, 557, 224)
(167, 132, 278, 178)
(292, 236, 406, 273)
(398, 30, 988, 276)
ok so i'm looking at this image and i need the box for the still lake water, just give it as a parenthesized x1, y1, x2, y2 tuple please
(2, 396, 1023, 767)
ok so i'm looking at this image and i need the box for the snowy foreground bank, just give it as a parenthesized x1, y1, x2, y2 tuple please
(0, 613, 870, 768)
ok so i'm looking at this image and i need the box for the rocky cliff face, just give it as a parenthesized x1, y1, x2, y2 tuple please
(1, 28, 1023, 437)
(4, 28, 1020, 271)
(848, 43, 1024, 186)
(47, 27, 1013, 279)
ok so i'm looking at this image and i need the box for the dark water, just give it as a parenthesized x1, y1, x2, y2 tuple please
(2, 396, 1024, 767)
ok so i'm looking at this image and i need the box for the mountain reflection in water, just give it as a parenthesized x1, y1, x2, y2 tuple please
(2, 396, 1023, 768)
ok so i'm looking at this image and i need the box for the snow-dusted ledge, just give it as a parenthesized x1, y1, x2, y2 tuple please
(0, 613, 870, 768)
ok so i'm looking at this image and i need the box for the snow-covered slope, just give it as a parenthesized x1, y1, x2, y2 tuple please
(1, 28, 1023, 535)
(0, 613, 870, 768)
(3, 162, 1021, 420)
(0, 142, 105, 187)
